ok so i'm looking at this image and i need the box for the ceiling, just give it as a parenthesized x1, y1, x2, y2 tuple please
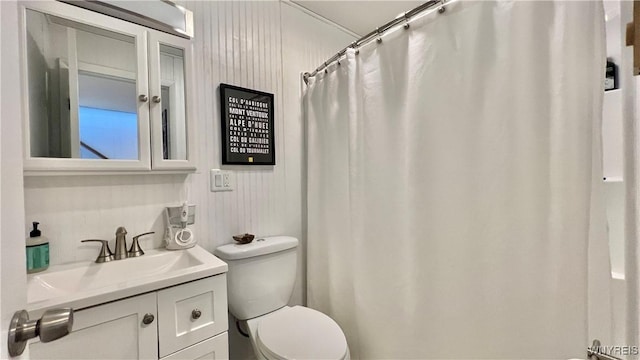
(291, 1, 425, 36)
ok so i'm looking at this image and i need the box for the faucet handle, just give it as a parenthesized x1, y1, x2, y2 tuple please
(128, 232, 154, 258)
(81, 240, 115, 263)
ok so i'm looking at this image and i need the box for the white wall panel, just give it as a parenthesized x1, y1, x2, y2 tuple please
(23, 0, 354, 313)
(22, 9, 353, 357)
(24, 174, 189, 264)
(185, 0, 287, 271)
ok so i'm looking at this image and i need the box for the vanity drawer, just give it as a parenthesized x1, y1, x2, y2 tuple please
(157, 275, 228, 357)
(161, 332, 229, 360)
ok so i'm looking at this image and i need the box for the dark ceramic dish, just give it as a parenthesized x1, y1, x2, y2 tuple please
(233, 233, 255, 244)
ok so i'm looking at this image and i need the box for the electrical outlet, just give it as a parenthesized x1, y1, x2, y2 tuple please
(210, 169, 234, 192)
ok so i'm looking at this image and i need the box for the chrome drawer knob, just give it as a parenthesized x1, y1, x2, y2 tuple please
(138, 94, 148, 102)
(191, 309, 202, 320)
(142, 313, 154, 325)
(152, 95, 162, 103)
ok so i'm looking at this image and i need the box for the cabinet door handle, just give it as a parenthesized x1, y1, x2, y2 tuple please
(191, 309, 202, 320)
(142, 313, 154, 325)
(138, 94, 149, 102)
(152, 95, 161, 103)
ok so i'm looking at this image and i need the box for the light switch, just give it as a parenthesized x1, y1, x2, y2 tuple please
(210, 169, 234, 192)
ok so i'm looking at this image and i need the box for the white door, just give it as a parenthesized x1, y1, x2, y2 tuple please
(28, 293, 158, 359)
(1, 0, 29, 359)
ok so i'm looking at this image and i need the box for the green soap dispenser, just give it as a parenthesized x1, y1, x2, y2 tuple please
(26, 221, 49, 273)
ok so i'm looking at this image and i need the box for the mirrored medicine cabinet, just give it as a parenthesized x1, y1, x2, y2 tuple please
(21, 1, 196, 173)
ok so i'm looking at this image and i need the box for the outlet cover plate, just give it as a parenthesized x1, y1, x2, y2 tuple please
(210, 169, 234, 192)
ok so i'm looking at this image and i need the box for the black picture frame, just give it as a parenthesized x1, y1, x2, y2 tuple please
(219, 83, 275, 165)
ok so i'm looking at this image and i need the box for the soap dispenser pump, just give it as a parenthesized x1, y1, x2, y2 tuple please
(26, 221, 49, 273)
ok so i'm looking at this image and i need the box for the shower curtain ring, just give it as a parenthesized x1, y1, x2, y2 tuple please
(350, 41, 360, 55)
(376, 27, 383, 43)
(337, 50, 345, 66)
(403, 13, 410, 29)
(438, 0, 446, 14)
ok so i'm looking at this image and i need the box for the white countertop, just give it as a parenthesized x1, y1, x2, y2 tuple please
(26, 245, 227, 318)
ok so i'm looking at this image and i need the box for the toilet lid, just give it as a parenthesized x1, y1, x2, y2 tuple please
(257, 306, 348, 360)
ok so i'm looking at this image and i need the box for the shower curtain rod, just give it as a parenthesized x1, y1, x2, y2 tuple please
(302, 0, 446, 84)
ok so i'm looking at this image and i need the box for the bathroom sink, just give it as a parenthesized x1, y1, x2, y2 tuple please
(26, 245, 227, 317)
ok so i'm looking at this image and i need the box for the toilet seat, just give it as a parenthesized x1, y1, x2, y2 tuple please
(256, 306, 348, 360)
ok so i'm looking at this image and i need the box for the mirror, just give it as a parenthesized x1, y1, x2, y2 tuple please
(26, 9, 139, 160)
(158, 44, 187, 160)
(77, 71, 137, 159)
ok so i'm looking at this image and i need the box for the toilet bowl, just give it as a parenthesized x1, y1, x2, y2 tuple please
(246, 306, 349, 360)
(214, 236, 349, 360)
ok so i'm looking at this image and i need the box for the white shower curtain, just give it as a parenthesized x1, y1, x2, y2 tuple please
(305, 1, 611, 359)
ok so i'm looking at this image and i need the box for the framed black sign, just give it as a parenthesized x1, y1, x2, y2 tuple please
(219, 83, 275, 165)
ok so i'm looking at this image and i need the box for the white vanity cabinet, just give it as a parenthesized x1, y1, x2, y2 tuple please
(20, 1, 196, 173)
(29, 293, 159, 359)
(157, 276, 228, 357)
(28, 276, 229, 360)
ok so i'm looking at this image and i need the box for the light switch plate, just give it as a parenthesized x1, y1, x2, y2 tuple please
(210, 169, 234, 192)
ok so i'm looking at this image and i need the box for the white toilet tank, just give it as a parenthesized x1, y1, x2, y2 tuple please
(214, 236, 299, 320)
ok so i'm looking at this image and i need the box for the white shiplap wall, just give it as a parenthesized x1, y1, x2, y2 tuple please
(23, 0, 354, 316)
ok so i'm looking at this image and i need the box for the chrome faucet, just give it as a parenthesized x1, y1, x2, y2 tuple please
(114, 226, 128, 260)
(81, 227, 155, 263)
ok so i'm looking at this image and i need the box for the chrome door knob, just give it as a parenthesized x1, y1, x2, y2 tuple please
(142, 313, 155, 325)
(39, 308, 74, 342)
(8, 308, 74, 356)
(138, 94, 149, 102)
(152, 95, 161, 103)
(191, 309, 202, 320)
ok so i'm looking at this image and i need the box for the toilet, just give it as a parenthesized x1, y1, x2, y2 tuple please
(214, 236, 350, 360)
